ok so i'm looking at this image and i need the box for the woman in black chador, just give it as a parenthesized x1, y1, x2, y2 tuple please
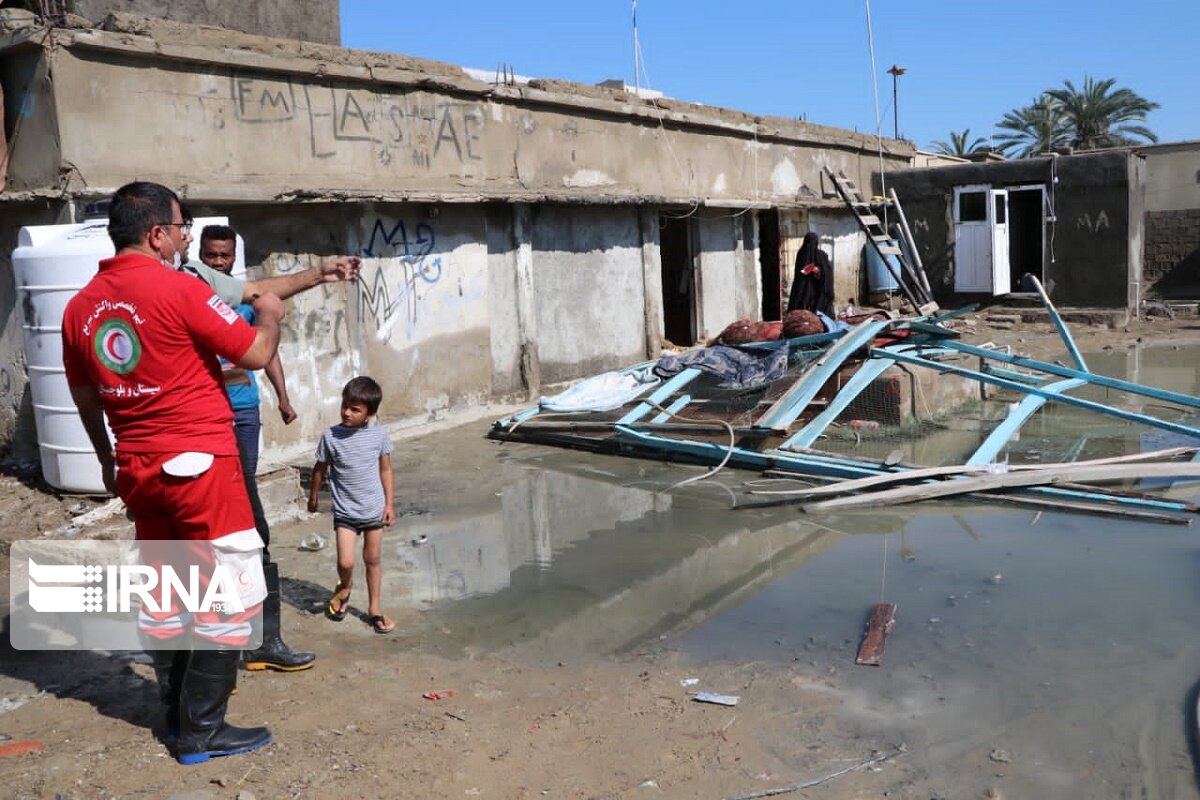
(786, 232, 834, 316)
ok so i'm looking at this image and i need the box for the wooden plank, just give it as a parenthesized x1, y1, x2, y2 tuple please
(739, 479, 1199, 520)
(889, 187, 933, 296)
(972, 492, 1194, 524)
(855, 603, 896, 666)
(803, 461, 1200, 513)
(754, 447, 1199, 500)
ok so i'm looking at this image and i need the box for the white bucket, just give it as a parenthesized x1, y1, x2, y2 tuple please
(11, 217, 237, 493)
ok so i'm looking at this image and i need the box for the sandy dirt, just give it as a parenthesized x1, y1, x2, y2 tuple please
(0, 312, 1196, 799)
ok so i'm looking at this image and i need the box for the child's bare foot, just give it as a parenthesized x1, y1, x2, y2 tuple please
(367, 613, 395, 634)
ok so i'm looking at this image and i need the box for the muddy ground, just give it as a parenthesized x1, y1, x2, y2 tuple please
(0, 312, 1197, 799)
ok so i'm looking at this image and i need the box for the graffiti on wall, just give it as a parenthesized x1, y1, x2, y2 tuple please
(230, 72, 486, 170)
(265, 252, 321, 275)
(356, 218, 443, 339)
(232, 75, 295, 123)
(1076, 210, 1110, 233)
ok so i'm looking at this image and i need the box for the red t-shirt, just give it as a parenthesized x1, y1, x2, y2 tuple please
(62, 252, 257, 454)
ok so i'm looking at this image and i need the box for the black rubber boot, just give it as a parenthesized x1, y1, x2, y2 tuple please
(176, 649, 272, 765)
(242, 561, 316, 671)
(150, 649, 188, 736)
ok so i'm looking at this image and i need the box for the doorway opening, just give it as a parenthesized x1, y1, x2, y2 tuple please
(659, 214, 696, 346)
(1006, 186, 1046, 292)
(758, 209, 781, 320)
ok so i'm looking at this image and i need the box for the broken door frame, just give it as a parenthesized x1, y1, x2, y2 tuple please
(1004, 183, 1048, 291)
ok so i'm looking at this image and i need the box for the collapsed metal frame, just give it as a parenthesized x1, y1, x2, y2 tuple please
(491, 296, 1200, 522)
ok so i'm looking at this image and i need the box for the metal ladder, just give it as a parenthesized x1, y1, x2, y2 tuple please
(823, 166, 938, 315)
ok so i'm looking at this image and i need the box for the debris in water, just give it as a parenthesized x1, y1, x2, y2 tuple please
(855, 603, 896, 667)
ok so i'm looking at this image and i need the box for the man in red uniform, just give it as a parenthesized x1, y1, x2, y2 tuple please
(62, 181, 284, 765)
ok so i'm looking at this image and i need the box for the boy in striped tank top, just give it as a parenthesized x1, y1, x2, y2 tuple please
(308, 376, 397, 634)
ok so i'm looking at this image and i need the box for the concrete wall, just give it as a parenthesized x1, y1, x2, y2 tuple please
(1141, 142, 1200, 213)
(529, 205, 647, 382)
(0, 13, 912, 464)
(0, 43, 57, 193)
(1139, 141, 1200, 298)
(117, 198, 762, 464)
(887, 151, 1133, 308)
(165, 201, 490, 461)
(0, 16, 908, 206)
(71, 1, 341, 45)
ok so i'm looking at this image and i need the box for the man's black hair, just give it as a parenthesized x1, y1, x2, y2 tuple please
(200, 224, 237, 247)
(342, 376, 383, 415)
(107, 181, 181, 250)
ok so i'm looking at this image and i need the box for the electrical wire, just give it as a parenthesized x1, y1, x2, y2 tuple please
(633, 32, 702, 216)
(642, 401, 738, 493)
(634, 12, 764, 222)
(863, 0, 889, 221)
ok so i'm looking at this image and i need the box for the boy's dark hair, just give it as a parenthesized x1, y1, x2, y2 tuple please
(200, 224, 237, 248)
(342, 376, 383, 414)
(108, 181, 181, 250)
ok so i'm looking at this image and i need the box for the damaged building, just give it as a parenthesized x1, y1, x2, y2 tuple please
(0, 3, 911, 477)
(888, 141, 1200, 312)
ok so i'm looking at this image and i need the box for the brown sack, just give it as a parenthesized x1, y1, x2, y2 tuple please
(782, 309, 825, 338)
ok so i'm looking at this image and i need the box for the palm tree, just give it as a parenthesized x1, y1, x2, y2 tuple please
(1044, 76, 1159, 150)
(993, 95, 1070, 158)
(930, 129, 992, 157)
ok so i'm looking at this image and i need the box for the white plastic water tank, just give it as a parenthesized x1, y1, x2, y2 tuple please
(11, 216, 240, 493)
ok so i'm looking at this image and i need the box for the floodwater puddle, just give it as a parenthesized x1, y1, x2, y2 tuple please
(277, 339, 1200, 796)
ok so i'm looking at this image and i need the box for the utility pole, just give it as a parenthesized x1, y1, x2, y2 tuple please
(887, 65, 906, 140)
(632, 0, 640, 94)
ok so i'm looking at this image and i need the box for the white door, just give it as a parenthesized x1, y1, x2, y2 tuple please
(990, 189, 1010, 295)
(953, 185, 1011, 295)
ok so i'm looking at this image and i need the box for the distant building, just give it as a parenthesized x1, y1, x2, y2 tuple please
(888, 142, 1200, 311)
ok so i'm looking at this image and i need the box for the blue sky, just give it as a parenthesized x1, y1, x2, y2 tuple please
(340, 1, 1196, 151)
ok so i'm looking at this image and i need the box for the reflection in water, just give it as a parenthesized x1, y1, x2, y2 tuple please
(391, 463, 857, 661)
(668, 341, 1200, 798)
(387, 340, 1200, 797)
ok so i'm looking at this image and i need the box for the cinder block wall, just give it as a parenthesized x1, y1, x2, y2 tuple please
(1145, 210, 1200, 298)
